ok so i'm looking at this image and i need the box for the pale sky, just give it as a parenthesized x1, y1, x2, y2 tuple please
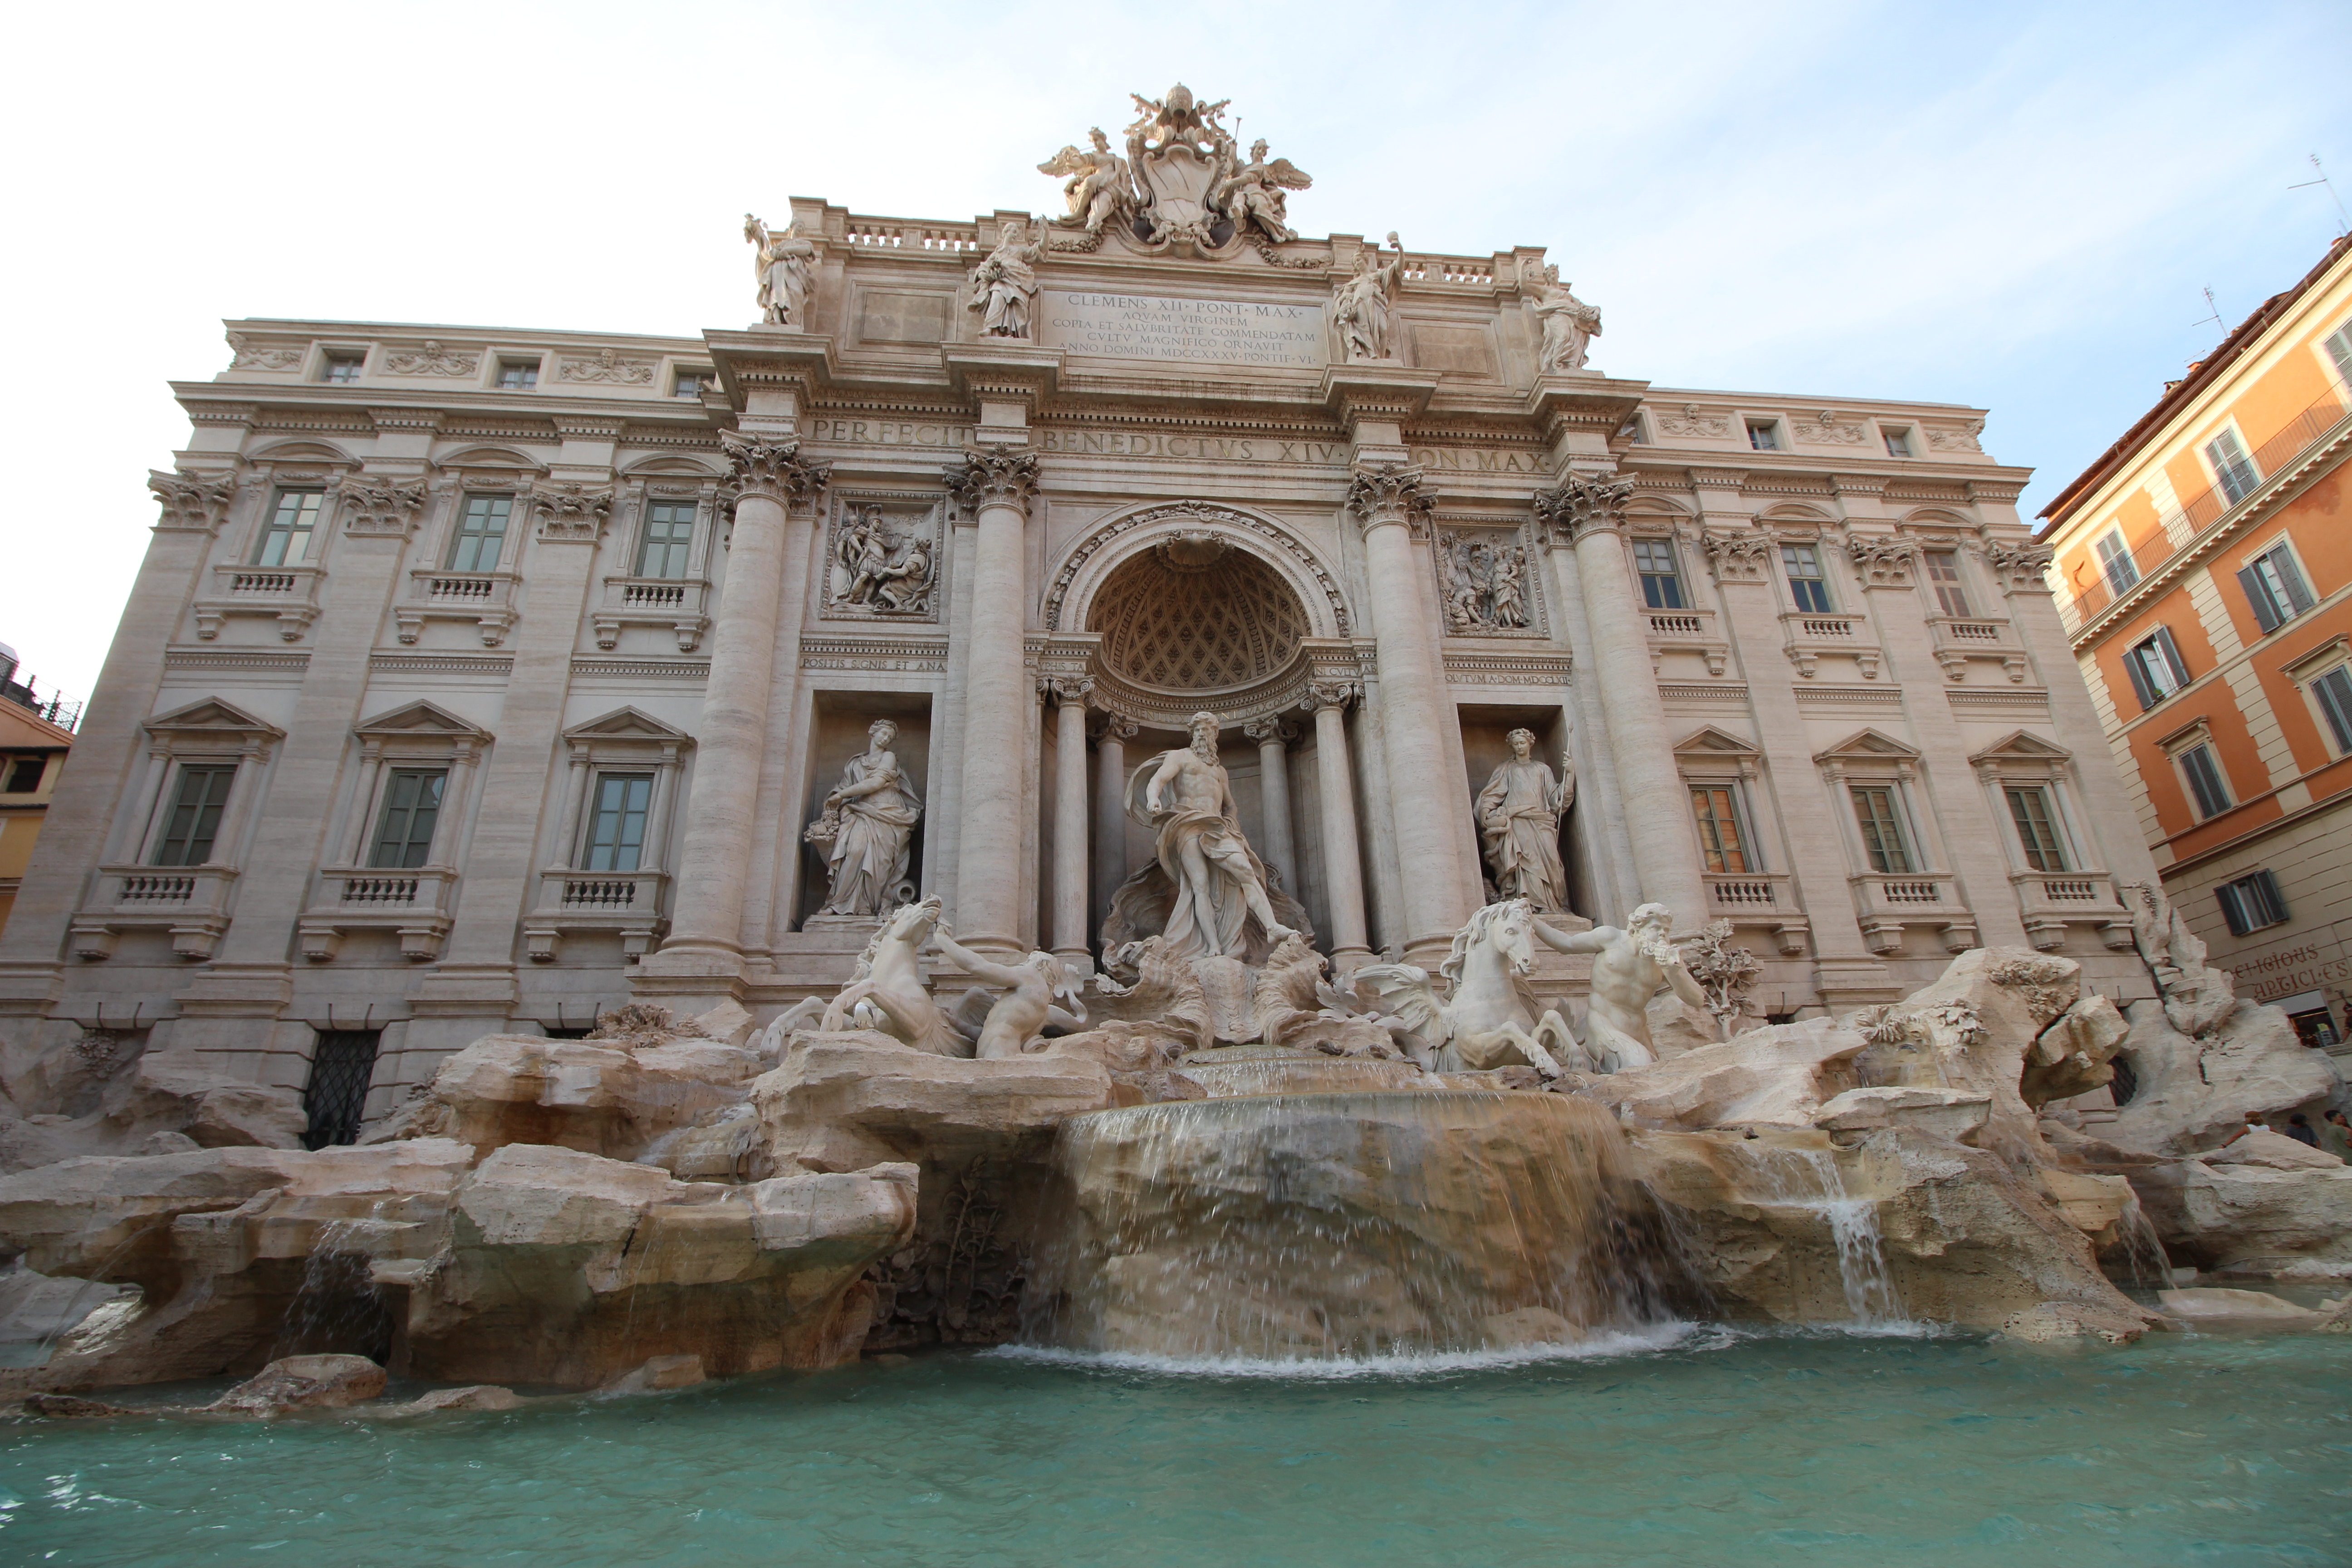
(4, 0, 2346, 702)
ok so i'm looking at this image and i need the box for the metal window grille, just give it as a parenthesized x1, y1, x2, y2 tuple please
(583, 773, 652, 872)
(2178, 744, 2231, 819)
(369, 769, 446, 869)
(2004, 787, 2069, 872)
(153, 764, 236, 866)
(303, 1030, 382, 1149)
(637, 503, 695, 578)
(1849, 786, 1913, 873)
(1690, 785, 1752, 873)
(447, 495, 512, 572)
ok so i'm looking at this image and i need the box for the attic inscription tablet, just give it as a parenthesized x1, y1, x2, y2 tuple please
(1041, 291, 1326, 369)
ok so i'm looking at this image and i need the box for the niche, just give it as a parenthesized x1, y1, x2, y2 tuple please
(796, 692, 934, 928)
(1456, 704, 1587, 920)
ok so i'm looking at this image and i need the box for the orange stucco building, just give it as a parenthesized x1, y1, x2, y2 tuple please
(2043, 234, 2352, 1049)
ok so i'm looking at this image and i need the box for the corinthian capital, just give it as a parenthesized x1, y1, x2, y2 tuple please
(1531, 471, 1635, 545)
(719, 431, 832, 502)
(148, 469, 239, 534)
(528, 482, 616, 542)
(947, 447, 1040, 513)
(1344, 463, 1433, 538)
(341, 479, 430, 537)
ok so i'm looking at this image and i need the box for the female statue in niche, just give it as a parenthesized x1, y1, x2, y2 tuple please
(1475, 727, 1573, 914)
(812, 719, 922, 916)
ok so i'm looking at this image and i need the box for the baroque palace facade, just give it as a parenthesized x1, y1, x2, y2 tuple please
(0, 87, 2161, 1124)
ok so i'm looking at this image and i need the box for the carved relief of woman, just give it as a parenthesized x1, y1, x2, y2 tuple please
(816, 720, 922, 916)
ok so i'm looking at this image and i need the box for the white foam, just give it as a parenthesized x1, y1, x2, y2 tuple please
(984, 1320, 1712, 1379)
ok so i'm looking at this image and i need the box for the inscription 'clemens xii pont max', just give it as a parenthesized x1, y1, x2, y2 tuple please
(1041, 291, 1326, 368)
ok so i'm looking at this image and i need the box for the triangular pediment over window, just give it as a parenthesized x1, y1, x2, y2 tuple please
(1672, 725, 1760, 761)
(562, 707, 692, 745)
(1813, 728, 1921, 765)
(354, 700, 492, 742)
(1967, 730, 2072, 765)
(144, 697, 286, 745)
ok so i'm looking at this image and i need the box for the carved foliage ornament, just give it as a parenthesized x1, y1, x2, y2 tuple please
(1530, 473, 1635, 544)
(342, 480, 429, 536)
(1701, 529, 1775, 583)
(1982, 539, 2055, 593)
(225, 333, 302, 371)
(946, 448, 1041, 512)
(720, 431, 832, 503)
(557, 348, 656, 386)
(1655, 404, 1729, 440)
(149, 469, 239, 533)
(384, 340, 479, 377)
(1345, 463, 1434, 537)
(1845, 534, 1918, 588)
(1925, 421, 1986, 454)
(529, 484, 615, 542)
(1304, 678, 1361, 712)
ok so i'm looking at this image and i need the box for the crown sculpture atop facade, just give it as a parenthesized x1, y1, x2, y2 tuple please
(1037, 83, 1314, 258)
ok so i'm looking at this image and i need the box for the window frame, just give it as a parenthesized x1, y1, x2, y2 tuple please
(1744, 419, 1782, 453)
(1631, 535, 1687, 611)
(2282, 637, 2352, 756)
(2166, 734, 2234, 821)
(2203, 423, 2261, 507)
(1779, 542, 1834, 614)
(581, 771, 656, 872)
(368, 766, 449, 870)
(2003, 784, 2071, 873)
(2121, 626, 2192, 710)
(671, 369, 712, 400)
(1688, 781, 1760, 874)
(1847, 784, 1916, 874)
(494, 357, 542, 391)
(252, 486, 326, 568)
(2323, 318, 2352, 391)
(446, 492, 514, 573)
(636, 500, 697, 579)
(319, 351, 367, 385)
(3, 756, 45, 793)
(2094, 527, 2141, 597)
(2215, 869, 2288, 937)
(1880, 426, 1912, 458)
(149, 762, 240, 867)
(2235, 536, 2317, 634)
(1921, 547, 1974, 617)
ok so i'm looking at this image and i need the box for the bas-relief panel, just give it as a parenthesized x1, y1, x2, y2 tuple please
(1433, 525, 1544, 639)
(820, 493, 944, 623)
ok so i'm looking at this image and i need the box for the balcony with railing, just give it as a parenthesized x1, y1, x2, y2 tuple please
(593, 576, 710, 652)
(192, 563, 327, 642)
(1779, 610, 1882, 680)
(2063, 390, 2349, 629)
(69, 863, 242, 960)
(1704, 872, 1811, 954)
(298, 866, 460, 961)
(1643, 605, 1730, 676)
(524, 868, 671, 961)
(2010, 868, 2133, 952)
(1926, 614, 2027, 682)
(1848, 871, 1977, 955)
(394, 570, 519, 647)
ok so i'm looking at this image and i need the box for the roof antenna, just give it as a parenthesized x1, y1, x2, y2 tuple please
(2191, 285, 2224, 339)
(2289, 153, 2350, 236)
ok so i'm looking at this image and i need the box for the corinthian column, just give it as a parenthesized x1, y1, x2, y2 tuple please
(1534, 474, 1708, 924)
(1346, 464, 1477, 954)
(1093, 713, 1137, 928)
(1045, 677, 1093, 966)
(1306, 680, 1372, 969)
(654, 433, 828, 971)
(1243, 716, 1296, 894)
(946, 448, 1040, 957)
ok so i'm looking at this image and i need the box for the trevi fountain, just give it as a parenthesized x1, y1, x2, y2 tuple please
(0, 83, 2345, 1567)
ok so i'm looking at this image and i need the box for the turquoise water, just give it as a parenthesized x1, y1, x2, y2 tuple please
(5, 1327, 2349, 1567)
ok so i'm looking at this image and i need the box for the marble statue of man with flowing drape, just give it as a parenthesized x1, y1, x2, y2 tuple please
(1132, 711, 1294, 960)
(1476, 727, 1573, 914)
(814, 719, 922, 916)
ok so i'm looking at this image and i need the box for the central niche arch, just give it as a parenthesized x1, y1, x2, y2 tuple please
(1044, 501, 1350, 726)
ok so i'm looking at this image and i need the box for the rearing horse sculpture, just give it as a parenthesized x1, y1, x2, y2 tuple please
(1353, 900, 1586, 1076)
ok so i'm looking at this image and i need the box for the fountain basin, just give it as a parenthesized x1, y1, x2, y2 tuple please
(1030, 1088, 1688, 1361)
(1173, 1045, 1431, 1098)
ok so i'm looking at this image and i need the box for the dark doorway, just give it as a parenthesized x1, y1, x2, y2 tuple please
(303, 1030, 382, 1149)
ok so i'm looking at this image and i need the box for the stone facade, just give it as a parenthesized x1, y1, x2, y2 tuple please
(0, 87, 2161, 1121)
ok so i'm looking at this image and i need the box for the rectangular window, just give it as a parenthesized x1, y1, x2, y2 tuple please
(1849, 786, 1914, 873)
(2096, 529, 2140, 597)
(2327, 321, 2352, 387)
(673, 371, 710, 399)
(2121, 627, 2191, 710)
(1619, 415, 1648, 445)
(2205, 428, 2260, 506)
(255, 489, 324, 567)
(1923, 549, 1972, 617)
(1690, 785, 1753, 874)
(1882, 427, 1912, 458)
(1781, 544, 1833, 613)
(152, 764, 236, 867)
(2215, 870, 2288, 936)
(321, 353, 364, 384)
(368, 768, 447, 869)
(2313, 666, 2352, 754)
(4, 757, 44, 793)
(302, 1030, 382, 1149)
(2004, 786, 2070, 872)
(1632, 539, 1686, 610)
(637, 502, 695, 578)
(446, 494, 512, 573)
(1746, 421, 1780, 452)
(2236, 543, 2316, 633)
(496, 359, 539, 390)
(583, 773, 653, 872)
(2177, 742, 2231, 819)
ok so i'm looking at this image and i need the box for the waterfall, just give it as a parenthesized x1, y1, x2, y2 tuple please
(1736, 1146, 1903, 1327)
